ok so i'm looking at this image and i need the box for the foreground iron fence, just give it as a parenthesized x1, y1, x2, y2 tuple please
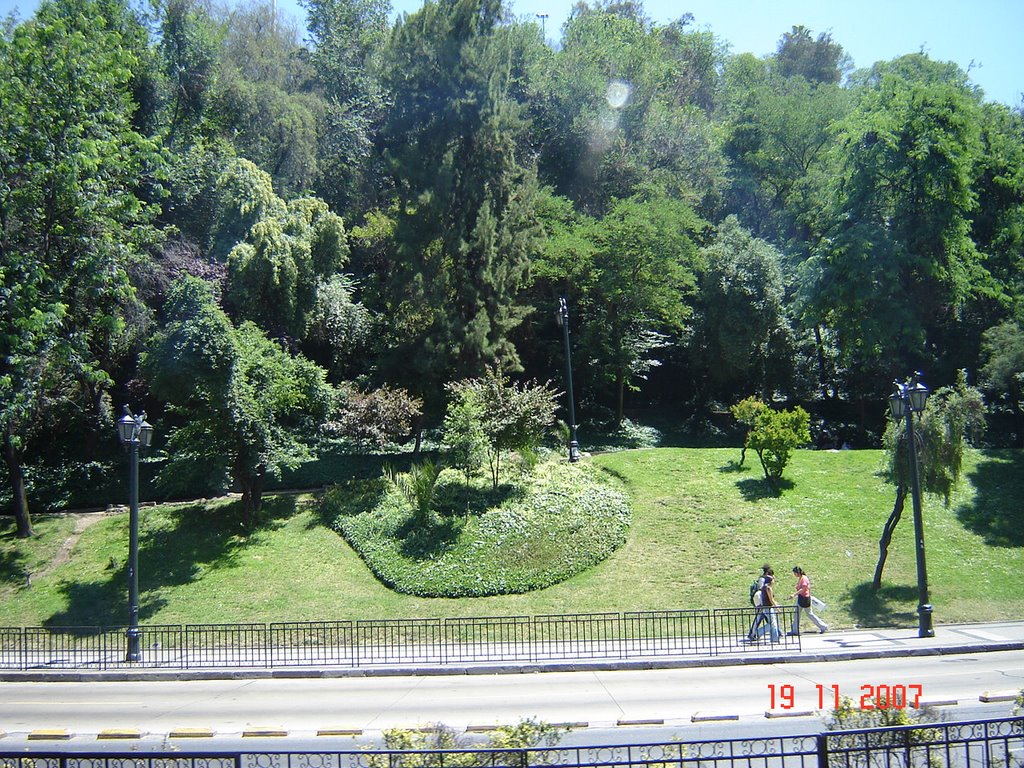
(823, 715, 1024, 768)
(1, 717, 1020, 768)
(0, 607, 798, 671)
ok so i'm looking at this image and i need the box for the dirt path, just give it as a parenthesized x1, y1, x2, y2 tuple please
(30, 512, 108, 582)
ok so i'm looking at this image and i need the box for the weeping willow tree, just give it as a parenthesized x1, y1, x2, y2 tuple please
(872, 371, 986, 590)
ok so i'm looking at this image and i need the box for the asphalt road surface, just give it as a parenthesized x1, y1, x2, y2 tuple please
(1, 649, 1020, 752)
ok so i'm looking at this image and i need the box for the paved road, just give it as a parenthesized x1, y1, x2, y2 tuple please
(1, 643, 1020, 750)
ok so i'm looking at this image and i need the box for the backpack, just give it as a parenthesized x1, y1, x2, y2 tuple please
(749, 578, 762, 606)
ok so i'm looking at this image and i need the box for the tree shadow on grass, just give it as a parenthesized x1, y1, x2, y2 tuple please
(44, 496, 301, 628)
(395, 514, 463, 560)
(736, 476, 794, 500)
(433, 481, 520, 519)
(275, 450, 425, 489)
(0, 520, 29, 588)
(393, 481, 523, 561)
(719, 458, 751, 474)
(847, 581, 919, 628)
(45, 574, 164, 629)
(956, 449, 1024, 547)
(598, 465, 630, 484)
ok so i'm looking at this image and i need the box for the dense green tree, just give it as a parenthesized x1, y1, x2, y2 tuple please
(144, 276, 331, 528)
(581, 192, 704, 422)
(530, 188, 704, 422)
(304, 0, 389, 212)
(775, 25, 849, 84)
(967, 103, 1024, 324)
(375, 0, 541, 415)
(656, 17, 722, 114)
(216, 1, 323, 198)
(720, 52, 851, 241)
(691, 217, 794, 404)
(720, 25, 849, 241)
(213, 159, 351, 343)
(159, 0, 224, 141)
(529, 5, 725, 216)
(154, 0, 324, 240)
(802, 55, 986, 395)
(1, 0, 161, 537)
(152, 0, 233, 247)
(979, 320, 1024, 446)
(530, 5, 663, 210)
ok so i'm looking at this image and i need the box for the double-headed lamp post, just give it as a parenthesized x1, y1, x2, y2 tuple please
(888, 374, 934, 638)
(117, 406, 154, 662)
(556, 297, 581, 463)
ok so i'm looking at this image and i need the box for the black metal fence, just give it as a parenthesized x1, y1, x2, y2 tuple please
(0, 717, 1020, 768)
(822, 715, 1024, 768)
(0, 607, 799, 671)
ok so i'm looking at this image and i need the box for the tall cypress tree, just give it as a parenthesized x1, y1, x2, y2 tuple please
(376, 0, 540, 416)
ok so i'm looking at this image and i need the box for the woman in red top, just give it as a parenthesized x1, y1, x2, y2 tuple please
(789, 566, 828, 635)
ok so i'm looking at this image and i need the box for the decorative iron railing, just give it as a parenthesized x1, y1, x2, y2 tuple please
(1, 716, 1020, 768)
(0, 607, 798, 671)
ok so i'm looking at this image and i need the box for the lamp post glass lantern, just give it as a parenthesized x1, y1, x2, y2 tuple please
(117, 406, 153, 662)
(889, 374, 934, 638)
(557, 298, 581, 462)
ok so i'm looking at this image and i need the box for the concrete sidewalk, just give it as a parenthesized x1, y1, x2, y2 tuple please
(4, 620, 1023, 682)
(754, 619, 1024, 664)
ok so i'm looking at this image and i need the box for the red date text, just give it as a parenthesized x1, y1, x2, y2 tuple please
(767, 683, 923, 710)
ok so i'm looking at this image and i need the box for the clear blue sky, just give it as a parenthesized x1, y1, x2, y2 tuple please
(2, 0, 1021, 107)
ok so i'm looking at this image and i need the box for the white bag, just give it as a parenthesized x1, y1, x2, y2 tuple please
(810, 595, 827, 612)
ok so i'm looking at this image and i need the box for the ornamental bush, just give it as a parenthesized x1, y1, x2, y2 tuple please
(733, 398, 810, 487)
(324, 458, 631, 597)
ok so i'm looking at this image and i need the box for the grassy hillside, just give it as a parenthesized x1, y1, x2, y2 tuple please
(1, 448, 1021, 629)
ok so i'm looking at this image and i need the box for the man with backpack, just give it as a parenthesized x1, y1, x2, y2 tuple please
(747, 565, 780, 643)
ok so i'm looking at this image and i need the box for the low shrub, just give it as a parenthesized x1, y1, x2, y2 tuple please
(323, 457, 631, 597)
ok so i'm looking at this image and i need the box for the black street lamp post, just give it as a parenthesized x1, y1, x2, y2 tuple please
(117, 406, 154, 662)
(888, 374, 934, 638)
(557, 297, 581, 462)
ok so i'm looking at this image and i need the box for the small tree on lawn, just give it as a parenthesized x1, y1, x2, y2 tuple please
(872, 371, 985, 589)
(441, 385, 488, 486)
(449, 366, 559, 490)
(742, 401, 811, 488)
(730, 396, 769, 466)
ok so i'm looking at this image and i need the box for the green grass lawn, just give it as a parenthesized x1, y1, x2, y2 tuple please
(1, 447, 1021, 629)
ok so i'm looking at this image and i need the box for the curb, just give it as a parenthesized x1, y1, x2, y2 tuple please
(3, 640, 1022, 683)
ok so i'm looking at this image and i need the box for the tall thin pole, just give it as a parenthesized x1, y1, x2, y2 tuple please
(119, 406, 151, 663)
(126, 436, 141, 661)
(559, 298, 580, 462)
(904, 394, 934, 638)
